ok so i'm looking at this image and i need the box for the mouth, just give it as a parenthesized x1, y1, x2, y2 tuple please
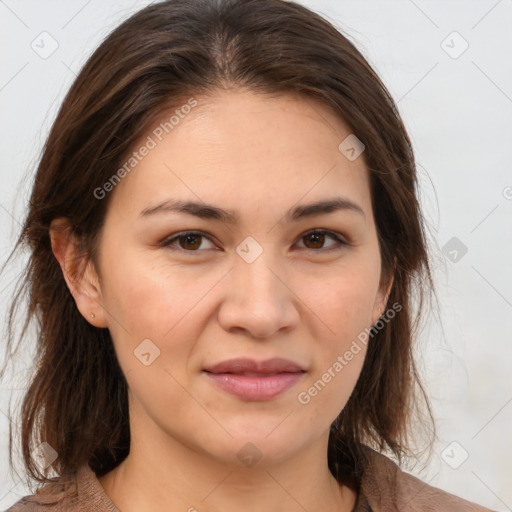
(216, 372, 285, 376)
(203, 358, 306, 401)
(204, 357, 305, 374)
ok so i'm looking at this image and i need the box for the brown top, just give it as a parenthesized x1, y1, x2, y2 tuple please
(5, 447, 494, 511)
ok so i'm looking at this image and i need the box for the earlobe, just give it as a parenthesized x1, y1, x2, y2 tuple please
(49, 217, 107, 328)
(372, 255, 398, 325)
(371, 273, 394, 326)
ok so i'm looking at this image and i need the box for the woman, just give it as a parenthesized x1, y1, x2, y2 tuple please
(1, 0, 494, 510)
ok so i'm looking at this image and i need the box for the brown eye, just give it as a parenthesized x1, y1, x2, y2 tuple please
(303, 232, 326, 249)
(161, 229, 347, 254)
(162, 231, 216, 252)
(297, 230, 346, 251)
(177, 234, 202, 250)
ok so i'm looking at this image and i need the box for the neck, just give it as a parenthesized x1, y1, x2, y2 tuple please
(98, 418, 357, 512)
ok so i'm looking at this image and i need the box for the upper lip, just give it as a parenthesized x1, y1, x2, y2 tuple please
(204, 357, 305, 374)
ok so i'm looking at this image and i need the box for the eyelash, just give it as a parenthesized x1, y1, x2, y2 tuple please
(160, 229, 348, 255)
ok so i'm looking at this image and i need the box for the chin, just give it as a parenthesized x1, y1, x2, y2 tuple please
(204, 425, 315, 468)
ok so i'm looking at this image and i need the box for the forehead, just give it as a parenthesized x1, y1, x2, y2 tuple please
(104, 89, 371, 226)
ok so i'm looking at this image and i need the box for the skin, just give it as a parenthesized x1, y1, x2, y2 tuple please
(50, 89, 393, 512)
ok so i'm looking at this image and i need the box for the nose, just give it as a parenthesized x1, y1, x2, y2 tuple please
(217, 248, 300, 339)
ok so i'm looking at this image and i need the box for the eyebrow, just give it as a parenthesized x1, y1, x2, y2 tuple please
(139, 197, 366, 224)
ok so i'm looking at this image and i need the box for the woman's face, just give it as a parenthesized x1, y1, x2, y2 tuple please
(76, 90, 390, 467)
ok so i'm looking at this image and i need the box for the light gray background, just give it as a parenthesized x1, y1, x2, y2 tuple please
(1, 0, 511, 510)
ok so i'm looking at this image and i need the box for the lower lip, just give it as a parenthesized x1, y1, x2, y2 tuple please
(204, 372, 305, 400)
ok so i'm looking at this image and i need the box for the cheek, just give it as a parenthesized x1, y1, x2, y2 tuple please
(297, 256, 380, 411)
(306, 259, 381, 343)
(101, 245, 204, 331)
(98, 248, 218, 376)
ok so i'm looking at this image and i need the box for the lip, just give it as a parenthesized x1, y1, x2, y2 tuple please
(204, 357, 304, 374)
(203, 358, 306, 401)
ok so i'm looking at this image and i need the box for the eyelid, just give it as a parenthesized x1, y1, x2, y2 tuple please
(160, 230, 217, 253)
(160, 228, 349, 253)
(298, 228, 350, 248)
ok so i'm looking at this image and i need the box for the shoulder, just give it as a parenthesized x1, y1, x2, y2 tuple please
(358, 446, 495, 512)
(4, 476, 77, 511)
(4, 464, 119, 512)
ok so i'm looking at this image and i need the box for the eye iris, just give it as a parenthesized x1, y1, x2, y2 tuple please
(172, 231, 336, 251)
(304, 232, 325, 249)
(179, 234, 201, 250)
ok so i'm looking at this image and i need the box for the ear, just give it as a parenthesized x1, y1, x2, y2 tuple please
(49, 217, 107, 328)
(370, 263, 395, 326)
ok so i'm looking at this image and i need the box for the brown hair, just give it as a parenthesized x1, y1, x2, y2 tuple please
(1, 0, 436, 489)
